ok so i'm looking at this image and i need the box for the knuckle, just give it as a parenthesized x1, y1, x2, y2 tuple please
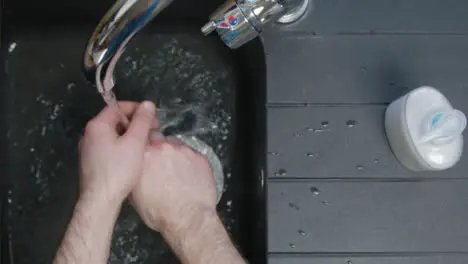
(123, 134, 142, 145)
(134, 111, 153, 123)
(84, 119, 103, 135)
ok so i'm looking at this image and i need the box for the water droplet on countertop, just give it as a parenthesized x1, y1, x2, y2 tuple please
(373, 158, 380, 164)
(275, 169, 287, 176)
(346, 120, 357, 128)
(298, 229, 307, 236)
(289, 243, 296, 248)
(347, 261, 353, 264)
(360, 65, 367, 72)
(268, 151, 280, 156)
(306, 152, 316, 158)
(293, 132, 303, 137)
(288, 202, 300, 210)
(321, 200, 330, 206)
(321, 121, 329, 128)
(356, 165, 364, 171)
(306, 127, 315, 132)
(310, 187, 320, 195)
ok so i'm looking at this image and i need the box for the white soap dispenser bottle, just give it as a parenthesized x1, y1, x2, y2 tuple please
(385, 86, 466, 171)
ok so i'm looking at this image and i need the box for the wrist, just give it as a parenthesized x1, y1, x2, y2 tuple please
(77, 191, 123, 215)
(54, 190, 123, 264)
(161, 206, 245, 264)
(161, 205, 218, 240)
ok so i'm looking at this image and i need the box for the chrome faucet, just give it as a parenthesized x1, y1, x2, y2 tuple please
(201, 0, 309, 48)
(83, 0, 177, 93)
(84, 0, 309, 91)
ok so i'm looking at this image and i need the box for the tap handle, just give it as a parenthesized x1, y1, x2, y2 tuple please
(201, 0, 285, 49)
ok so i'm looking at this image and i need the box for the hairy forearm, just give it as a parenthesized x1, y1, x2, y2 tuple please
(53, 195, 121, 264)
(162, 208, 246, 264)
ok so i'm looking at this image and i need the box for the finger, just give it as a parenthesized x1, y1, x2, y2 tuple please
(78, 137, 84, 152)
(90, 101, 158, 136)
(119, 101, 141, 116)
(151, 118, 160, 131)
(166, 136, 185, 147)
(149, 130, 165, 145)
(91, 101, 139, 130)
(124, 101, 156, 146)
(120, 101, 160, 130)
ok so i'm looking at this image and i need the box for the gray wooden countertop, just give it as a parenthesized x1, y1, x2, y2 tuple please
(264, 1, 468, 263)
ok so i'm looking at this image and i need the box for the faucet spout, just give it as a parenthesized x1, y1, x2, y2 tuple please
(84, 0, 175, 91)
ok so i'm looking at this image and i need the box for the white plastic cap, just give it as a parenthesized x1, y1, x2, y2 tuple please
(420, 109, 467, 145)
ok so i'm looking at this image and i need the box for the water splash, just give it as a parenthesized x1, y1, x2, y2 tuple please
(157, 104, 219, 137)
(67, 82, 76, 92)
(8, 42, 17, 53)
(100, 91, 220, 138)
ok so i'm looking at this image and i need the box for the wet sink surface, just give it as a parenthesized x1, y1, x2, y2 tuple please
(2, 15, 266, 264)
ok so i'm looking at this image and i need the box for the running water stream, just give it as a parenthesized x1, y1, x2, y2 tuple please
(102, 90, 130, 127)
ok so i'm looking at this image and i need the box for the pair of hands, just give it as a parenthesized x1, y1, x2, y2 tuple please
(79, 101, 217, 232)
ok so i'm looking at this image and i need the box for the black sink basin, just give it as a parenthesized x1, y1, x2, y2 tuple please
(1, 1, 266, 263)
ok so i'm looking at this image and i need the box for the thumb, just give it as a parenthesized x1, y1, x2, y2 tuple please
(124, 101, 156, 145)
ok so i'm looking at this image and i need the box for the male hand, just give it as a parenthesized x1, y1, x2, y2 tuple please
(131, 135, 217, 233)
(131, 136, 246, 264)
(79, 101, 156, 204)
